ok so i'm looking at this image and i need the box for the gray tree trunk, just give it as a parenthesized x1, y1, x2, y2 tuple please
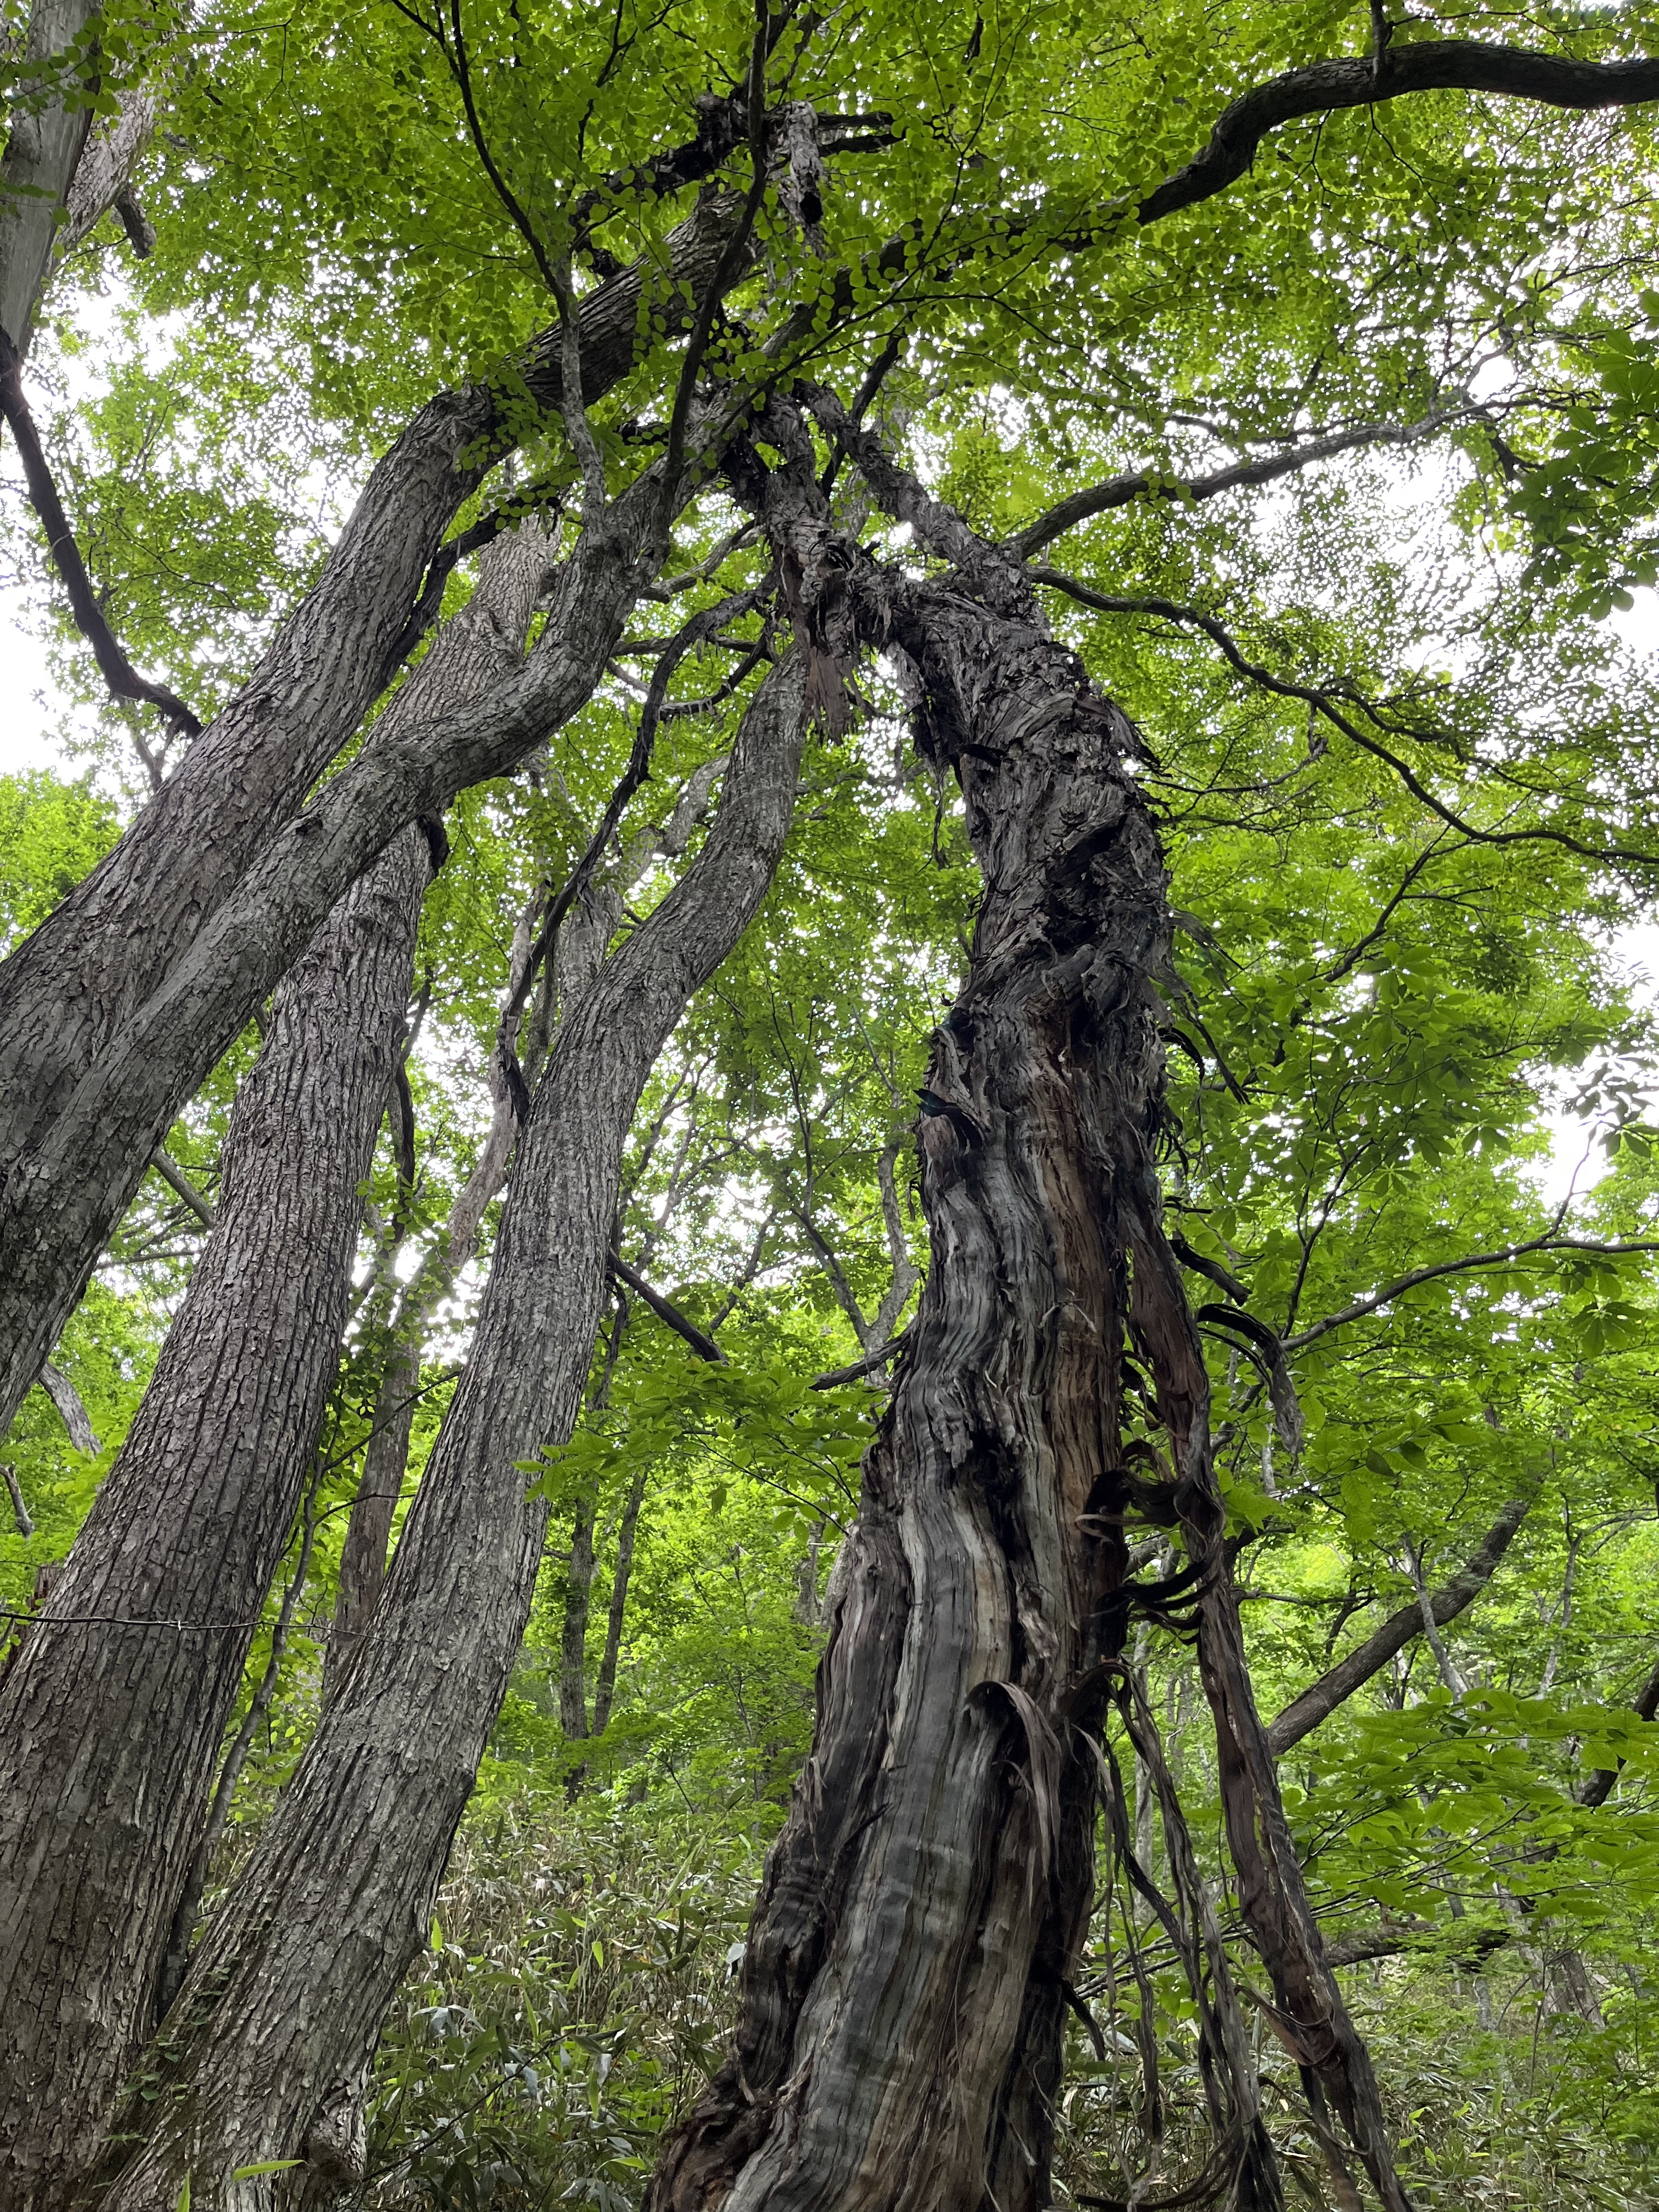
(0, 837, 425, 2212)
(0, 0, 100, 354)
(0, 522, 552, 2212)
(89, 648, 806, 2212)
(0, 205, 744, 1438)
(650, 415, 1409, 2212)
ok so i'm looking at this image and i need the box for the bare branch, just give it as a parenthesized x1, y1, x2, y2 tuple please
(1010, 404, 1468, 561)
(1284, 1231, 1659, 1353)
(1027, 568, 1659, 873)
(607, 1252, 725, 1364)
(1133, 41, 1659, 234)
(149, 1149, 217, 1229)
(1266, 1489, 1538, 1756)
(0, 330, 200, 735)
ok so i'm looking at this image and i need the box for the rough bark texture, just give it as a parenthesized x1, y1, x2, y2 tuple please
(0, 200, 751, 1437)
(0, 450, 668, 1438)
(0, 0, 99, 354)
(651, 416, 1407, 2212)
(0, 838, 425, 2212)
(93, 651, 806, 2212)
(0, 523, 554, 2212)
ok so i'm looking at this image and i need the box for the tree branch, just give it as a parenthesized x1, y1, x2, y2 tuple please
(1133, 41, 1659, 234)
(1010, 404, 1468, 560)
(1578, 1649, 1659, 1808)
(1283, 1231, 1659, 1353)
(149, 1148, 217, 1229)
(1266, 1488, 1538, 1756)
(606, 1252, 726, 1364)
(1027, 568, 1659, 872)
(0, 330, 200, 735)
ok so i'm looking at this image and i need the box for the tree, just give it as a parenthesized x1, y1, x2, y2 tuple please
(4, 1, 1659, 2206)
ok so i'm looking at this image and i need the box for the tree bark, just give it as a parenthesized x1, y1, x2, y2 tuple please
(90, 650, 806, 2212)
(0, 0, 101, 355)
(0, 200, 753, 1439)
(0, 835, 426, 2212)
(650, 413, 1408, 2212)
(0, 519, 554, 2212)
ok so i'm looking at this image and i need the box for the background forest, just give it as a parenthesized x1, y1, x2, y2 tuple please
(4, 2, 1659, 2208)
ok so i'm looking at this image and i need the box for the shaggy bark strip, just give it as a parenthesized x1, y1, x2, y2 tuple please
(651, 418, 1408, 2212)
(91, 652, 807, 2212)
(0, 524, 551, 2212)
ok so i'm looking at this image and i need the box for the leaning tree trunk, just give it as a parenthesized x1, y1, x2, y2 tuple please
(650, 448, 1410, 2211)
(0, 837, 425, 2212)
(0, 523, 551, 2212)
(89, 651, 807, 2212)
(0, 202, 748, 1440)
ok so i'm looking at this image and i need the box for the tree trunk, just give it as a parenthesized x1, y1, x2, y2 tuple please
(0, 0, 100, 356)
(650, 421, 1408, 2211)
(90, 651, 806, 2212)
(0, 522, 552, 2212)
(0, 834, 426, 2212)
(0, 207, 746, 1437)
(593, 1465, 648, 1735)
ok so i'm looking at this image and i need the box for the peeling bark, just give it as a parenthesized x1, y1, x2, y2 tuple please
(650, 414, 1409, 2212)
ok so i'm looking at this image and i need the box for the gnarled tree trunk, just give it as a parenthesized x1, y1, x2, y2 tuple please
(651, 426, 1409, 2212)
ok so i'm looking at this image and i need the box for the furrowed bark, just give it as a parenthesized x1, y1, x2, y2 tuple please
(0, 837, 426, 2212)
(0, 522, 552, 2212)
(92, 650, 807, 2212)
(0, 454, 675, 1439)
(653, 466, 1150, 2212)
(325, 732, 724, 1685)
(0, 194, 746, 1416)
(0, 0, 100, 355)
(652, 414, 1407, 2211)
(1267, 1489, 1537, 1757)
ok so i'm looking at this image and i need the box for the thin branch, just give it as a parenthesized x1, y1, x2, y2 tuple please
(606, 1251, 726, 1364)
(0, 330, 200, 736)
(1267, 1487, 1539, 1756)
(1027, 568, 1659, 872)
(1010, 403, 1468, 560)
(1284, 1231, 1659, 1353)
(37, 1362, 100, 1454)
(811, 1328, 908, 1389)
(150, 1147, 217, 1229)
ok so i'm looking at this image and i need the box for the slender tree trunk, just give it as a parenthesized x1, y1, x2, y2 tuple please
(0, 522, 552, 2212)
(651, 417, 1408, 2211)
(0, 836, 426, 2212)
(90, 652, 806, 2212)
(592, 1465, 647, 1736)
(560, 1483, 599, 1739)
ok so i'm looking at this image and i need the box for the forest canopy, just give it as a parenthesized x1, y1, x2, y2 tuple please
(3, 3, 1659, 2209)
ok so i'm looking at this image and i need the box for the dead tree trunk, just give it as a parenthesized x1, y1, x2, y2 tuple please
(0, 523, 551, 2212)
(89, 652, 806, 2212)
(650, 416, 1409, 2212)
